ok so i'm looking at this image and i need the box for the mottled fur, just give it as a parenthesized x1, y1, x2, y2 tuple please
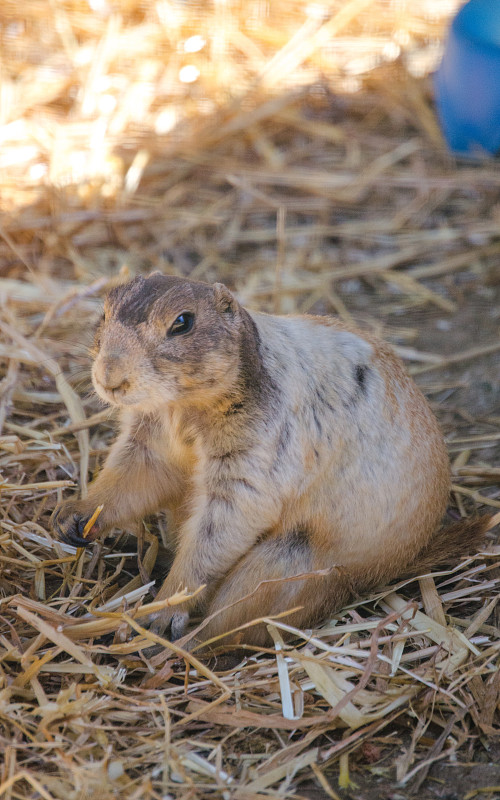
(52, 274, 482, 648)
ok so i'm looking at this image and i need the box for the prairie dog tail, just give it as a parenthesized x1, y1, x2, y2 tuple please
(402, 514, 497, 578)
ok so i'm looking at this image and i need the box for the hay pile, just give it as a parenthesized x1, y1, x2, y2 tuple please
(0, 1, 499, 798)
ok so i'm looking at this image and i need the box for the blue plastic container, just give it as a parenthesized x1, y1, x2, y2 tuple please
(434, 0, 500, 156)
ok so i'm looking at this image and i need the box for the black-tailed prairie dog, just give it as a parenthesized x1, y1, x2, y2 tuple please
(52, 274, 488, 646)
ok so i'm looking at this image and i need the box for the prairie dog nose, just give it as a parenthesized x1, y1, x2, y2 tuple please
(94, 353, 130, 392)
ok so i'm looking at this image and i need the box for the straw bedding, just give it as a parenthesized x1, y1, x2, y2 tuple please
(0, 1, 499, 798)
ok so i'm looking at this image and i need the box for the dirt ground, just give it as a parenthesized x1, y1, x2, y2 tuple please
(298, 739, 500, 800)
(301, 752, 500, 800)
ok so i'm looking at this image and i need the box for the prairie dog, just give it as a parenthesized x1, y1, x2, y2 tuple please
(52, 274, 476, 647)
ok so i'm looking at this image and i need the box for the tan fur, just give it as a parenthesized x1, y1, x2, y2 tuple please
(51, 273, 482, 649)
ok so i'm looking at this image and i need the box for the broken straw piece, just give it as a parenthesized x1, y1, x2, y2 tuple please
(82, 504, 104, 538)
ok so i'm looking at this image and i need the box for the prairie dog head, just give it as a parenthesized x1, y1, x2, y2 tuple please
(92, 274, 247, 412)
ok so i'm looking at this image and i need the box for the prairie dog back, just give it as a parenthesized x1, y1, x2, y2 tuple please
(52, 274, 453, 647)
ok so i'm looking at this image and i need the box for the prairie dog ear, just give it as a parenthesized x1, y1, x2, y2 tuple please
(213, 282, 238, 315)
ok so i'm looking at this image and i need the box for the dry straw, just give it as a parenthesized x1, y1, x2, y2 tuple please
(0, 1, 499, 798)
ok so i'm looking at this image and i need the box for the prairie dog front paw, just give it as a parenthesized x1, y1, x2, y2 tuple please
(51, 501, 103, 547)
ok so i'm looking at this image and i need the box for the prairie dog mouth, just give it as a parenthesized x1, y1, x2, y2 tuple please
(93, 375, 132, 406)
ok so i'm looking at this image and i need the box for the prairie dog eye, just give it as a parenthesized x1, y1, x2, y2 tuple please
(168, 312, 195, 336)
